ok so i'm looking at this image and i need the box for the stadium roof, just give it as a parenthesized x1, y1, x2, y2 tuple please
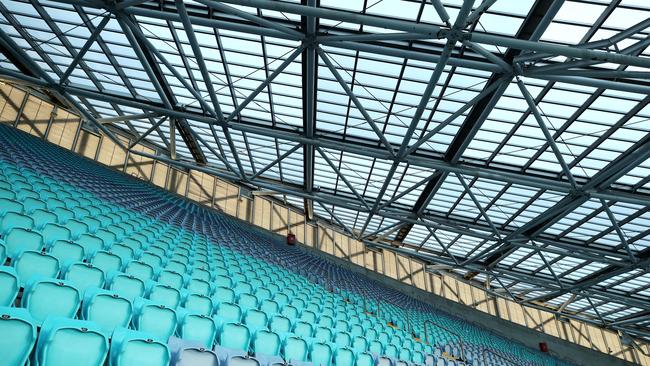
(1, 0, 650, 340)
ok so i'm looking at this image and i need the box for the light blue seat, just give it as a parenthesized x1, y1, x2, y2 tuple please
(124, 260, 155, 282)
(311, 341, 333, 366)
(22, 277, 81, 325)
(133, 297, 178, 342)
(107, 271, 146, 301)
(169, 337, 219, 366)
(90, 250, 122, 274)
(82, 288, 133, 335)
(40, 223, 71, 247)
(34, 317, 108, 366)
(158, 269, 185, 290)
(335, 348, 356, 366)
(355, 353, 375, 366)
(148, 281, 181, 309)
(65, 219, 89, 240)
(178, 310, 218, 348)
(32, 209, 57, 230)
(294, 320, 314, 339)
(351, 336, 368, 354)
(214, 286, 236, 304)
(1, 212, 33, 234)
(187, 278, 211, 297)
(77, 234, 105, 257)
(244, 309, 268, 331)
(0, 198, 22, 217)
(315, 326, 333, 343)
(184, 293, 213, 316)
(269, 314, 291, 334)
(214, 302, 242, 329)
(283, 336, 309, 363)
(12, 249, 60, 286)
(252, 329, 281, 357)
(219, 322, 251, 351)
(4, 228, 43, 258)
(259, 299, 279, 316)
(0, 306, 37, 366)
(63, 262, 105, 295)
(109, 327, 170, 366)
(0, 266, 19, 306)
(48, 240, 85, 264)
(0, 241, 5, 264)
(334, 331, 352, 348)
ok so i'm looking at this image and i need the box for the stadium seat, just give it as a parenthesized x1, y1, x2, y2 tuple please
(334, 348, 355, 366)
(34, 317, 108, 366)
(158, 269, 185, 290)
(184, 293, 213, 316)
(214, 302, 242, 329)
(90, 250, 122, 274)
(169, 337, 219, 366)
(4, 227, 43, 258)
(0, 306, 37, 366)
(178, 310, 218, 348)
(244, 308, 269, 331)
(218, 322, 251, 351)
(355, 353, 375, 366)
(40, 223, 71, 247)
(22, 277, 81, 325)
(107, 271, 146, 301)
(12, 249, 60, 286)
(252, 329, 281, 357)
(283, 336, 308, 363)
(148, 282, 181, 309)
(110, 327, 170, 366)
(1, 212, 34, 234)
(0, 266, 19, 306)
(82, 288, 133, 334)
(48, 239, 85, 264)
(61, 261, 105, 294)
(133, 297, 178, 342)
(310, 341, 333, 366)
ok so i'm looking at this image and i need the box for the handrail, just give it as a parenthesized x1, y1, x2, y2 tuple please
(424, 320, 465, 361)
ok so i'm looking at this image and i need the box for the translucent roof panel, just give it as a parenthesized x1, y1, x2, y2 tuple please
(1, 0, 650, 340)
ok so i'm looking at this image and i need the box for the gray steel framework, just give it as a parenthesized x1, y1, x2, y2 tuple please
(1, 0, 650, 341)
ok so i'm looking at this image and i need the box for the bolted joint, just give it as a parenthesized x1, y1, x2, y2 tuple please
(302, 35, 318, 49)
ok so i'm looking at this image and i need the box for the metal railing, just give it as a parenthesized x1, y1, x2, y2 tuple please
(424, 320, 465, 361)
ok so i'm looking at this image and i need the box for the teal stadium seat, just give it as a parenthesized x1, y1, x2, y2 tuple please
(12, 249, 60, 286)
(22, 277, 81, 325)
(82, 288, 133, 334)
(4, 228, 43, 258)
(34, 317, 108, 366)
(183, 293, 213, 316)
(90, 250, 122, 274)
(63, 262, 105, 295)
(252, 329, 281, 357)
(334, 348, 355, 366)
(178, 311, 218, 348)
(310, 341, 333, 366)
(0, 266, 20, 306)
(283, 336, 308, 363)
(110, 327, 170, 366)
(148, 281, 181, 309)
(219, 322, 251, 351)
(0, 306, 37, 366)
(133, 297, 178, 342)
(107, 271, 146, 301)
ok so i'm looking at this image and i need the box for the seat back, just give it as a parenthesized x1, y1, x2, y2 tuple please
(22, 278, 80, 325)
(12, 249, 60, 286)
(133, 297, 178, 342)
(252, 330, 281, 357)
(82, 288, 133, 334)
(36, 317, 108, 366)
(110, 327, 170, 366)
(0, 307, 37, 366)
(219, 322, 251, 351)
(0, 266, 19, 306)
(179, 312, 217, 349)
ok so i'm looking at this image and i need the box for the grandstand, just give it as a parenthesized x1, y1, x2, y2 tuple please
(0, 0, 649, 366)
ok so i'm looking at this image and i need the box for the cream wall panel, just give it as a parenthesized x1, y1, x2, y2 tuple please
(47, 110, 78, 150)
(17, 95, 50, 138)
(152, 161, 169, 188)
(0, 84, 26, 124)
(397, 255, 412, 284)
(383, 250, 397, 279)
(272, 204, 289, 235)
(126, 144, 155, 180)
(237, 196, 252, 222)
(74, 129, 100, 160)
